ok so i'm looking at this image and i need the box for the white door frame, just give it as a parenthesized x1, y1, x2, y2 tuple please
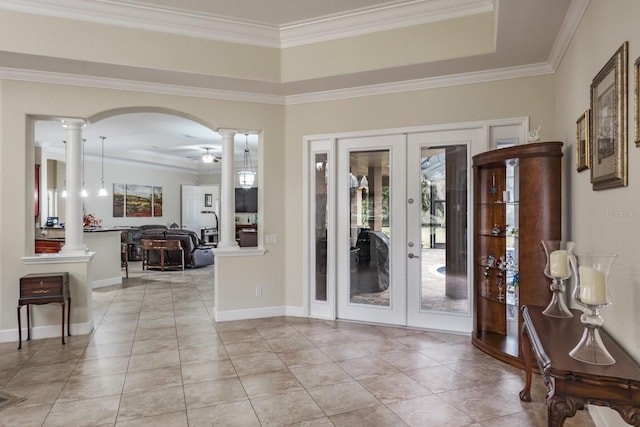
(303, 117, 528, 329)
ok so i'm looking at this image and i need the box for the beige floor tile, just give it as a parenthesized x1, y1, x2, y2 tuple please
(229, 351, 287, 376)
(187, 400, 261, 427)
(359, 372, 432, 404)
(7, 361, 76, 386)
(0, 403, 51, 427)
(123, 365, 182, 393)
(317, 342, 371, 362)
(387, 394, 474, 427)
(115, 410, 188, 427)
(276, 347, 333, 368)
(303, 330, 353, 346)
(217, 327, 264, 343)
(179, 344, 229, 364)
(289, 362, 352, 388)
(42, 395, 121, 427)
(2, 380, 66, 408)
(264, 334, 315, 352)
(128, 348, 180, 372)
(117, 384, 186, 422)
(82, 341, 134, 359)
(131, 336, 179, 355)
(337, 355, 399, 380)
(71, 355, 130, 377)
(58, 372, 126, 401)
(330, 405, 408, 427)
(251, 389, 325, 427)
(357, 337, 413, 354)
(184, 377, 248, 409)
(240, 369, 303, 399)
(377, 350, 440, 372)
(307, 380, 380, 416)
(406, 364, 480, 393)
(181, 359, 237, 383)
(223, 339, 272, 357)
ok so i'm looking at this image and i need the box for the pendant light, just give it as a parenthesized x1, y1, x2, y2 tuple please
(98, 136, 108, 196)
(237, 133, 256, 189)
(80, 138, 88, 197)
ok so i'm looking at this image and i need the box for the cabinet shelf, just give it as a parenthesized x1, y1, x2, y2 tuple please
(472, 141, 562, 369)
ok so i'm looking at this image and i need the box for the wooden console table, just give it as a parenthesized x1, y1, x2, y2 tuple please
(520, 305, 640, 426)
(141, 239, 184, 271)
(18, 272, 70, 349)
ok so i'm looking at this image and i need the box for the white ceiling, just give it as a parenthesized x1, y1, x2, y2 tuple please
(22, 0, 583, 170)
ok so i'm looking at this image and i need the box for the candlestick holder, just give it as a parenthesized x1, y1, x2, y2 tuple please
(541, 240, 574, 318)
(568, 253, 616, 365)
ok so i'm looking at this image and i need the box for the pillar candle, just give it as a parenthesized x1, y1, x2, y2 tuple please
(549, 250, 569, 277)
(579, 266, 607, 305)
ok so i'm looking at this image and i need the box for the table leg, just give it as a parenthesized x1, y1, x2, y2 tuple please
(547, 394, 579, 427)
(520, 323, 533, 402)
(67, 297, 72, 337)
(17, 305, 22, 350)
(61, 301, 65, 345)
(26, 304, 31, 341)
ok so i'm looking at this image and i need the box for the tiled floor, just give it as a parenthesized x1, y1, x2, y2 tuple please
(0, 262, 595, 426)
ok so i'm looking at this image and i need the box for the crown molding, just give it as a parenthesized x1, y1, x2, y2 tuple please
(280, 0, 494, 48)
(0, 66, 286, 105)
(284, 62, 555, 105)
(0, 59, 555, 106)
(0, 0, 493, 48)
(0, 0, 281, 47)
(547, 0, 590, 70)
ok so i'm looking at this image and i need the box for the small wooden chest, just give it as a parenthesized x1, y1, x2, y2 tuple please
(19, 272, 69, 303)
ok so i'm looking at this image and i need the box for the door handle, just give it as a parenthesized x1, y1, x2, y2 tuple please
(408, 253, 420, 259)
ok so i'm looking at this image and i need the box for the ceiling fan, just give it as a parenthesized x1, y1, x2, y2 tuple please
(189, 148, 221, 163)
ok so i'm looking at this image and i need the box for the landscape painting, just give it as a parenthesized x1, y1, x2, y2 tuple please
(125, 184, 153, 217)
(113, 183, 163, 217)
(153, 186, 163, 217)
(112, 183, 125, 217)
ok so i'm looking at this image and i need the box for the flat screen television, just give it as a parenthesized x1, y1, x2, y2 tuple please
(235, 187, 258, 213)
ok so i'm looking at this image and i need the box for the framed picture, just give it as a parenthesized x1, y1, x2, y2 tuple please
(635, 55, 640, 146)
(204, 193, 212, 207)
(590, 41, 628, 190)
(576, 110, 590, 172)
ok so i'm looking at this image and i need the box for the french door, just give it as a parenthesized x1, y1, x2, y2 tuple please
(310, 128, 480, 333)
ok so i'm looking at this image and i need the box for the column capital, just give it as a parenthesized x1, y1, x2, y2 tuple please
(61, 119, 87, 130)
(217, 128, 238, 138)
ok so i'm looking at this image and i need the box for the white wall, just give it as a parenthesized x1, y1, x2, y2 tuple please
(555, 0, 640, 425)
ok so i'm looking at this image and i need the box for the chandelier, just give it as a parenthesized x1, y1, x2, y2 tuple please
(237, 133, 256, 189)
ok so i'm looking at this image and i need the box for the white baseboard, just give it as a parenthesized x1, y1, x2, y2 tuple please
(0, 320, 94, 344)
(214, 305, 307, 322)
(93, 276, 122, 289)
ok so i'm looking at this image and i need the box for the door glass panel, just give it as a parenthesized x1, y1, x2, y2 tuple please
(349, 150, 390, 306)
(420, 146, 469, 314)
(314, 153, 328, 301)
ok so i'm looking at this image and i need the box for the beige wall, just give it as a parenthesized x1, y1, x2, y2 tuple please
(555, 1, 639, 424)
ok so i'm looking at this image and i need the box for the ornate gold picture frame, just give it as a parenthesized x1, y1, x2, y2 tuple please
(576, 110, 590, 172)
(590, 41, 628, 190)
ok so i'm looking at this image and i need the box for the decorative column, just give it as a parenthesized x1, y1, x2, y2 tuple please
(60, 119, 87, 254)
(217, 129, 239, 248)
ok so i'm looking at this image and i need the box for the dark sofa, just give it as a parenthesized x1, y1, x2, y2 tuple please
(141, 228, 214, 268)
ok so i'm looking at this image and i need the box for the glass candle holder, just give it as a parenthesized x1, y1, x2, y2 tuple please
(541, 240, 574, 318)
(568, 253, 617, 365)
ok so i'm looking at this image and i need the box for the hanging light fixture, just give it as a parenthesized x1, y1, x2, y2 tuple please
(80, 138, 88, 197)
(237, 133, 256, 189)
(98, 136, 108, 196)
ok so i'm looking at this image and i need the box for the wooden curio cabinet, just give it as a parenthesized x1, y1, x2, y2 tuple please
(472, 141, 562, 368)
